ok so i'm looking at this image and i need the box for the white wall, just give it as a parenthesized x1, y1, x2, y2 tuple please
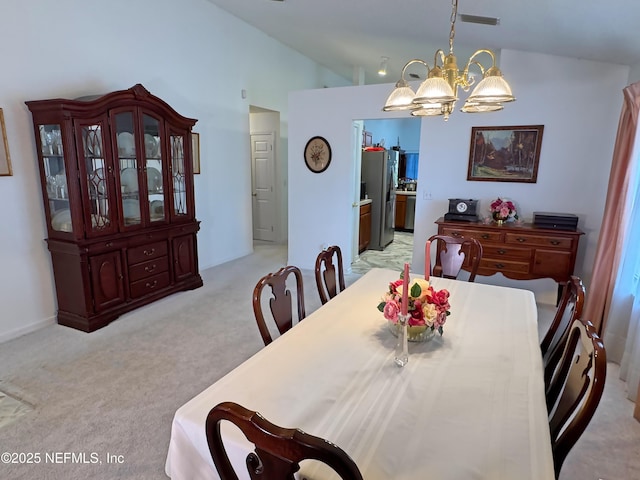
(289, 50, 629, 303)
(630, 64, 640, 84)
(0, 0, 349, 342)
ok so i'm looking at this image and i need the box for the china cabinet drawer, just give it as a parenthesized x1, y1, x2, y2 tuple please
(127, 241, 168, 265)
(129, 256, 169, 282)
(504, 232, 573, 249)
(85, 238, 129, 255)
(130, 272, 171, 299)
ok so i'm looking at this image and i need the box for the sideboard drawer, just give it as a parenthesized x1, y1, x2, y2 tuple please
(504, 232, 573, 249)
(480, 258, 530, 274)
(482, 245, 532, 260)
(127, 241, 168, 265)
(440, 227, 503, 243)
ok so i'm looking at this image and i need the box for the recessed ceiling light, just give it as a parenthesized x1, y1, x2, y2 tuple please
(378, 57, 389, 76)
(459, 14, 499, 26)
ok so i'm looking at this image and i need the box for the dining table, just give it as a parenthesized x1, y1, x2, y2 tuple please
(165, 268, 555, 479)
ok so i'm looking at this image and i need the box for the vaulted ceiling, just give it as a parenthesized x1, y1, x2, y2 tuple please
(207, 0, 639, 85)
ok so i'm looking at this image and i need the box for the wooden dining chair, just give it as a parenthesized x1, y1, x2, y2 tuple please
(206, 401, 364, 480)
(540, 276, 585, 389)
(425, 234, 483, 282)
(252, 265, 306, 346)
(545, 318, 606, 478)
(315, 245, 346, 305)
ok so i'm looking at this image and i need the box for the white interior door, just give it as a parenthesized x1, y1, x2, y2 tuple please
(251, 133, 276, 241)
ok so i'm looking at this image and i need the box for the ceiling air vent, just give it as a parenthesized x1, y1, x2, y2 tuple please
(459, 14, 499, 26)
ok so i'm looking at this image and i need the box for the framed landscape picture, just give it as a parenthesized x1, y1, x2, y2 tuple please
(467, 125, 544, 183)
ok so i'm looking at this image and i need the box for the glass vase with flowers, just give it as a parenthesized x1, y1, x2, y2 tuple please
(490, 198, 518, 225)
(377, 275, 451, 342)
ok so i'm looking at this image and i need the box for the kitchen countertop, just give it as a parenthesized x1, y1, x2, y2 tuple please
(396, 190, 417, 196)
(359, 199, 372, 206)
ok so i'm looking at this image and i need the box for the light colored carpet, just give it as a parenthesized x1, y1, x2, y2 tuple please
(0, 242, 638, 480)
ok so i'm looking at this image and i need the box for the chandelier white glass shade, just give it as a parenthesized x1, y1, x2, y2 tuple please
(382, 0, 515, 120)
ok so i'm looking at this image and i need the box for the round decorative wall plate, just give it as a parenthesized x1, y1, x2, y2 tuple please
(304, 136, 331, 173)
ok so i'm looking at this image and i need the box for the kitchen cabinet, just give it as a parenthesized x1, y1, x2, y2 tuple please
(359, 201, 372, 253)
(435, 217, 583, 299)
(395, 191, 416, 232)
(395, 194, 407, 229)
(26, 84, 203, 332)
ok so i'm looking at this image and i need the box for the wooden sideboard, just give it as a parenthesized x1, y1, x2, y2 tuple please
(435, 217, 584, 295)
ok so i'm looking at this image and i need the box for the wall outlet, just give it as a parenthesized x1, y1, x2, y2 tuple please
(424, 191, 433, 200)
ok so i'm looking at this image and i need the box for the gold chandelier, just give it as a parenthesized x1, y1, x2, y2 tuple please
(383, 0, 515, 120)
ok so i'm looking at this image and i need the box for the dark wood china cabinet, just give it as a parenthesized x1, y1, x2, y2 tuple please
(26, 84, 203, 332)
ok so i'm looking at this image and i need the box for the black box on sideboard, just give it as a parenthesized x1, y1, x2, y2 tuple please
(533, 212, 579, 231)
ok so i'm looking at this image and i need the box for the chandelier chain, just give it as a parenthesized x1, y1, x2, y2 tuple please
(449, 0, 458, 54)
(382, 0, 514, 118)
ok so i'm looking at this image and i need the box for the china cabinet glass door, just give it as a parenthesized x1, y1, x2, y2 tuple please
(170, 132, 189, 219)
(77, 118, 117, 236)
(143, 114, 165, 224)
(114, 112, 141, 228)
(40, 124, 71, 233)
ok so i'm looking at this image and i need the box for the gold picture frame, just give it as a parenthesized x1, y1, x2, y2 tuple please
(467, 125, 544, 183)
(0, 108, 12, 176)
(192, 132, 200, 174)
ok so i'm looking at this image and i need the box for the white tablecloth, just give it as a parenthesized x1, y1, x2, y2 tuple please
(165, 268, 554, 479)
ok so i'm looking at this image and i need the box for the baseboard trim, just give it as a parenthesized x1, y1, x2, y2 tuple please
(0, 316, 56, 344)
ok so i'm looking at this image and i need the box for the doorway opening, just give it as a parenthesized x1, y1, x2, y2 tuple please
(249, 106, 283, 248)
(351, 117, 421, 274)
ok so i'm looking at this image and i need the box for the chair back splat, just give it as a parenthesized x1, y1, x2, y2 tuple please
(541, 276, 585, 389)
(425, 234, 483, 282)
(252, 266, 306, 346)
(206, 401, 364, 480)
(315, 245, 346, 305)
(546, 318, 606, 478)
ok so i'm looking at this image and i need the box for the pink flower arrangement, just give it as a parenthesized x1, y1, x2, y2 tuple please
(490, 198, 518, 222)
(377, 276, 451, 335)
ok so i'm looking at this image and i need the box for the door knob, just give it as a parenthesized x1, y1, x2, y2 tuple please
(252, 193, 257, 197)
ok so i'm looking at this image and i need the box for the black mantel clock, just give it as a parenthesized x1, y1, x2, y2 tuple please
(444, 198, 479, 222)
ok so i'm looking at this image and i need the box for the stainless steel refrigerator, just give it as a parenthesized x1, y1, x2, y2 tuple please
(361, 149, 398, 250)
